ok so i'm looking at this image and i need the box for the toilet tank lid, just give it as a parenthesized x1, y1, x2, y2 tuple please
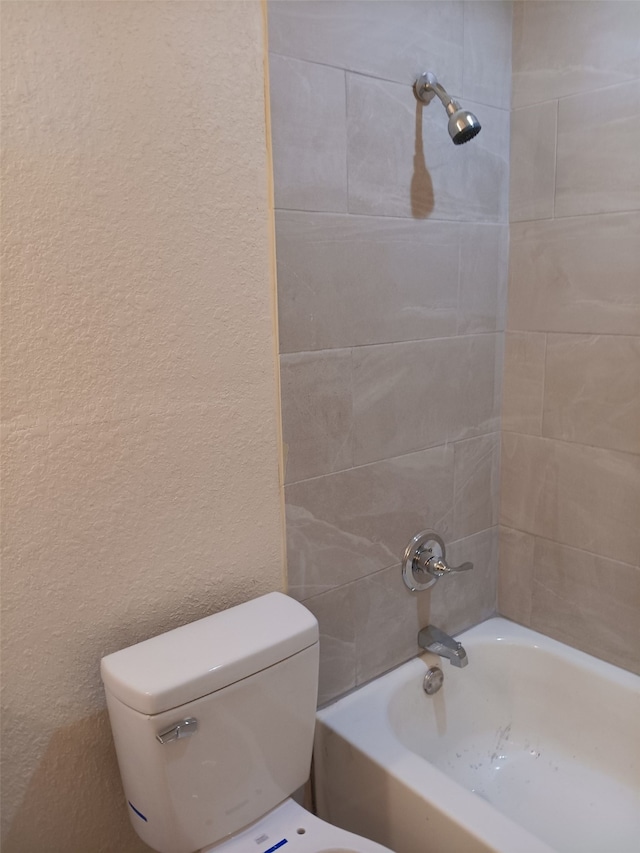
(100, 592, 318, 715)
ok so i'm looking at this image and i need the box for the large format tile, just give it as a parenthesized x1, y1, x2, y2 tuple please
(352, 335, 498, 465)
(280, 350, 354, 483)
(498, 526, 534, 625)
(452, 433, 500, 540)
(275, 212, 459, 353)
(462, 1, 512, 110)
(501, 433, 640, 567)
(492, 330, 505, 434)
(458, 223, 508, 333)
(543, 334, 640, 455)
(508, 213, 640, 335)
(302, 584, 357, 705)
(285, 444, 454, 600)
(354, 564, 428, 686)
(269, 54, 347, 212)
(268, 1, 464, 92)
(346, 74, 509, 222)
(512, 1, 640, 108)
(556, 80, 640, 218)
(510, 101, 557, 222)
(430, 527, 498, 635)
(501, 331, 546, 435)
(531, 538, 640, 674)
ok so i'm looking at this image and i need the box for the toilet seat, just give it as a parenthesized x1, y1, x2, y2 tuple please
(204, 798, 393, 853)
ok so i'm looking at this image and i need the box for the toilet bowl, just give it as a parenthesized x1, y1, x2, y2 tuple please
(204, 798, 391, 853)
(101, 592, 393, 853)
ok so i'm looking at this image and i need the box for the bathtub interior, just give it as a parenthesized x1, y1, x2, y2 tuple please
(315, 618, 640, 853)
(387, 638, 639, 852)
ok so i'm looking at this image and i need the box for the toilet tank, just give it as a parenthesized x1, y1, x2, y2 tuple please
(101, 592, 319, 853)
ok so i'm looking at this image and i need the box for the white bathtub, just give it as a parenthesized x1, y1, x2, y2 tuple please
(314, 617, 640, 853)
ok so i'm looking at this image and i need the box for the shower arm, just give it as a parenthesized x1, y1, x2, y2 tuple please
(414, 71, 460, 116)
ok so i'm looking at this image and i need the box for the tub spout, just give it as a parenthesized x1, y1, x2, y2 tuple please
(418, 625, 468, 668)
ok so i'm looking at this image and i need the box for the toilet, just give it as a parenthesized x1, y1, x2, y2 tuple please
(101, 592, 392, 853)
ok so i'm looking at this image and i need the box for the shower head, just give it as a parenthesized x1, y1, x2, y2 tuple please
(448, 108, 481, 145)
(414, 71, 481, 145)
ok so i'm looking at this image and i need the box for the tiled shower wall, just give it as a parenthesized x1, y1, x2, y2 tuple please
(500, 1, 640, 673)
(268, 1, 512, 704)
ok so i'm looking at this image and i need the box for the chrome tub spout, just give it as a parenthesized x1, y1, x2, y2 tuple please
(418, 625, 468, 668)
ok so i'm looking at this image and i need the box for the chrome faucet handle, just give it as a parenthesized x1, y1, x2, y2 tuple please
(427, 556, 473, 576)
(402, 531, 474, 592)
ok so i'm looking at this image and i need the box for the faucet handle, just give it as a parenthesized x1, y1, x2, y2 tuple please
(402, 531, 474, 592)
(428, 557, 473, 576)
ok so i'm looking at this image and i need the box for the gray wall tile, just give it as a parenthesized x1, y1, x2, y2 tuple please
(463, 1, 513, 110)
(352, 335, 498, 465)
(510, 101, 557, 222)
(498, 526, 534, 625)
(555, 79, 640, 218)
(453, 433, 500, 539)
(501, 433, 640, 567)
(354, 564, 427, 686)
(269, 54, 347, 212)
(509, 213, 640, 335)
(542, 334, 640, 456)
(276, 212, 459, 353)
(512, 1, 640, 108)
(269, 1, 464, 91)
(347, 74, 509, 222)
(458, 223, 509, 333)
(429, 527, 498, 634)
(304, 584, 358, 705)
(531, 538, 640, 675)
(501, 331, 546, 435)
(280, 350, 354, 483)
(503, 1, 640, 679)
(270, 0, 510, 700)
(285, 444, 454, 600)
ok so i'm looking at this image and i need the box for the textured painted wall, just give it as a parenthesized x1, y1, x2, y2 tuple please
(268, 0, 512, 705)
(1, 2, 284, 850)
(500, 1, 640, 673)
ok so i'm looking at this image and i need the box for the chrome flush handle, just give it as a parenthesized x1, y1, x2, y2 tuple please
(156, 717, 198, 745)
(402, 531, 473, 592)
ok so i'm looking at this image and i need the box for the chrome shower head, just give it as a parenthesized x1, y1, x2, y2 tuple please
(448, 109, 481, 145)
(414, 71, 481, 145)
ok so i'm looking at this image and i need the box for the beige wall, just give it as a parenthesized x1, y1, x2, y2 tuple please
(1, 2, 284, 850)
(268, 0, 512, 705)
(500, 1, 640, 673)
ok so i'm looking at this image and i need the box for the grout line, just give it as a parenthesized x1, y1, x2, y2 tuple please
(498, 525, 639, 570)
(267, 51, 511, 114)
(275, 205, 637, 225)
(461, 2, 467, 99)
(496, 329, 639, 339)
(284, 429, 502, 489)
(280, 330, 501, 358)
(553, 98, 559, 218)
(500, 428, 640, 460)
(347, 346, 355, 471)
(275, 206, 510, 224)
(455, 226, 463, 335)
(299, 525, 500, 606)
(343, 68, 350, 213)
(540, 331, 548, 437)
(512, 77, 640, 111)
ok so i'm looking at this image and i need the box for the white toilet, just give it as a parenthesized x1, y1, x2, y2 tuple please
(101, 592, 393, 853)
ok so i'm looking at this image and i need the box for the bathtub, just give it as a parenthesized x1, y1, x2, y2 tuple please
(314, 617, 640, 853)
